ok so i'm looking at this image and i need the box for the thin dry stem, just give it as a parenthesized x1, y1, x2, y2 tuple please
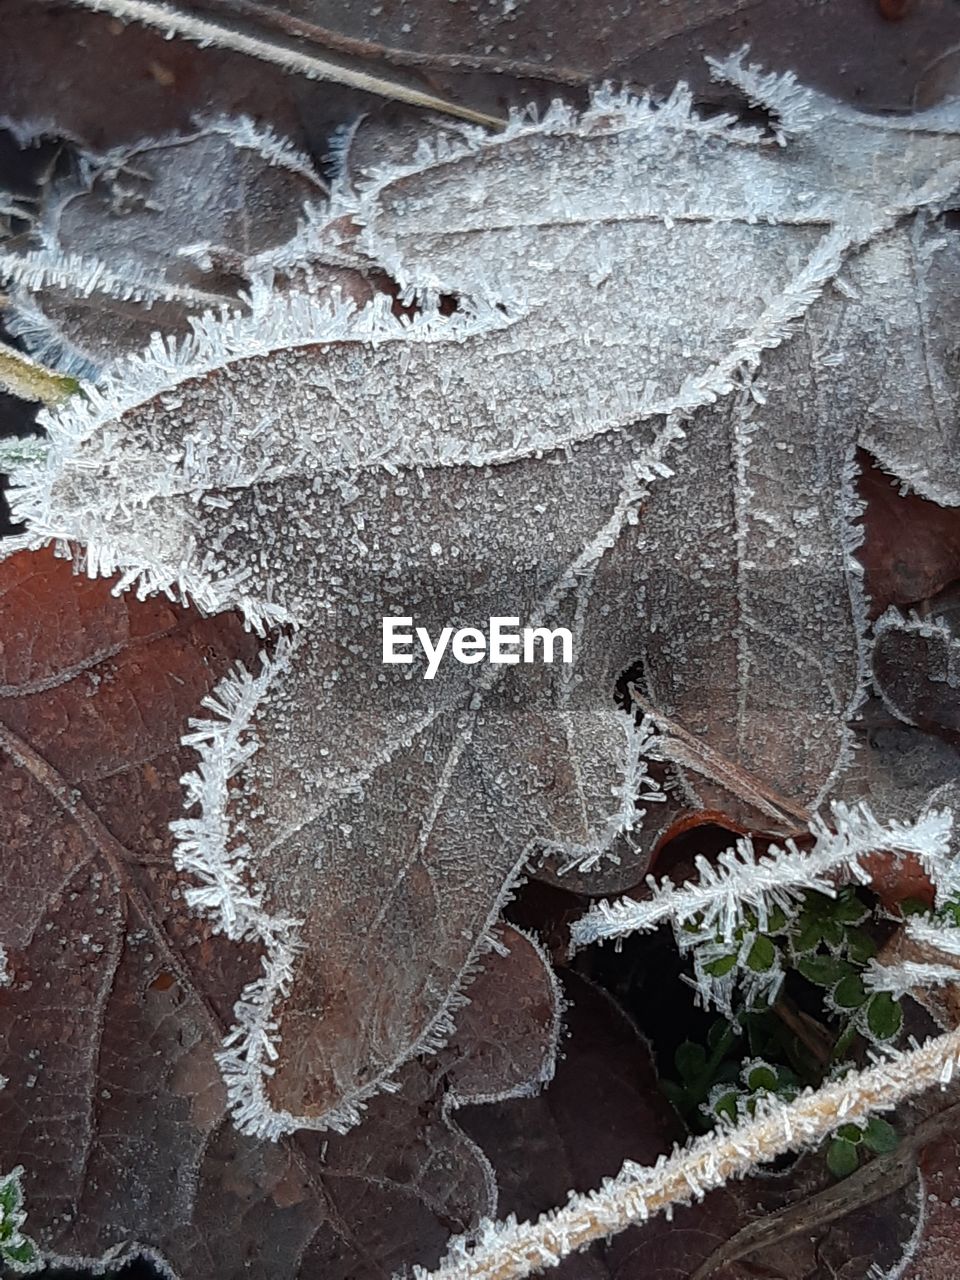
(0, 339, 77, 405)
(64, 0, 507, 128)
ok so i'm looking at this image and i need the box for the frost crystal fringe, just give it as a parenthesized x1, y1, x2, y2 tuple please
(172, 639, 295, 940)
(570, 802, 955, 949)
(198, 114, 326, 187)
(170, 640, 311, 1140)
(706, 48, 819, 141)
(540, 715, 666, 873)
(414, 1023, 960, 1280)
(0, 246, 234, 311)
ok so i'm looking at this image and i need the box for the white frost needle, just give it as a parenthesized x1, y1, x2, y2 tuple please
(64, 0, 507, 129)
(414, 1023, 960, 1280)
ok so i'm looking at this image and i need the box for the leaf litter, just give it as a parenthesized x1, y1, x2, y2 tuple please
(2, 37, 960, 1280)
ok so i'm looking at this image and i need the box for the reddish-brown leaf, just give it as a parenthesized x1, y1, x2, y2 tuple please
(860, 454, 960, 618)
(0, 547, 560, 1277)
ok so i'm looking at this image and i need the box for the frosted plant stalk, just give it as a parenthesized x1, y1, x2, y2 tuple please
(63, 0, 505, 128)
(413, 1023, 960, 1280)
(570, 802, 954, 949)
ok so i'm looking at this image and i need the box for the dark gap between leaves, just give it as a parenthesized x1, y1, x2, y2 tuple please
(692, 93, 782, 141)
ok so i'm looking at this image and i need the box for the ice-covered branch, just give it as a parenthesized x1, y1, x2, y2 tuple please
(570, 802, 954, 949)
(414, 1023, 960, 1280)
(0, 337, 77, 406)
(866, 917, 960, 998)
(907, 919, 960, 956)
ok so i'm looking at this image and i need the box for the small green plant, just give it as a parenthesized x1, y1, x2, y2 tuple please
(663, 885, 904, 1172)
(826, 1116, 899, 1178)
(0, 1166, 39, 1273)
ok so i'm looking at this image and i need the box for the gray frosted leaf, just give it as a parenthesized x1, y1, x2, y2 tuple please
(632, 307, 868, 828)
(833, 699, 960, 903)
(851, 215, 960, 506)
(0, 118, 326, 377)
(9, 66, 960, 1139)
(838, 698, 960, 823)
(175, 429, 665, 1135)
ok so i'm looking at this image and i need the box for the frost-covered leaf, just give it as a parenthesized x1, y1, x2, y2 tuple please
(0, 547, 560, 1276)
(898, 1114, 960, 1280)
(0, 118, 327, 377)
(851, 214, 960, 506)
(630, 339, 865, 827)
(838, 701, 960, 825)
(8, 66, 960, 1143)
(873, 598, 960, 738)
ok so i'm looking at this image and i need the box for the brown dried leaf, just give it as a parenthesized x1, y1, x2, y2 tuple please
(0, 547, 560, 1276)
(873, 592, 960, 740)
(859, 452, 960, 617)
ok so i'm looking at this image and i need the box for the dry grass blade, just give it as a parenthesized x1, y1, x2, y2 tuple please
(0, 338, 78, 405)
(61, 0, 507, 128)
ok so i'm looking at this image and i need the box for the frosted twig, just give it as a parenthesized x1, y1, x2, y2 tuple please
(865, 960, 960, 1000)
(413, 1023, 960, 1280)
(866, 917, 960, 998)
(907, 919, 960, 956)
(570, 802, 954, 949)
(0, 246, 236, 312)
